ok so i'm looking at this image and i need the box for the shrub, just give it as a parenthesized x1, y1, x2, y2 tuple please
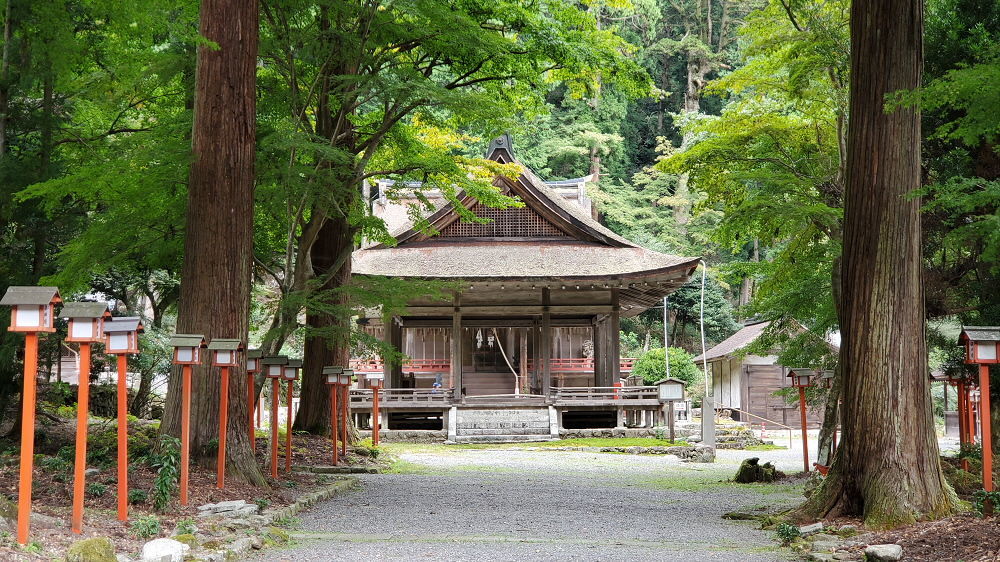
(175, 518, 196, 535)
(128, 489, 148, 505)
(973, 489, 1000, 515)
(775, 522, 800, 544)
(86, 483, 108, 497)
(632, 347, 703, 404)
(149, 435, 181, 512)
(129, 515, 161, 538)
(38, 455, 71, 474)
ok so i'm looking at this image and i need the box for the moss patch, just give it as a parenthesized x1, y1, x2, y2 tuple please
(66, 537, 116, 562)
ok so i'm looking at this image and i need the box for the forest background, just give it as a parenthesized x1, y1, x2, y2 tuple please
(0, 0, 997, 457)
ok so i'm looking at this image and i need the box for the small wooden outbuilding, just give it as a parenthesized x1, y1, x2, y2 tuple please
(693, 320, 827, 428)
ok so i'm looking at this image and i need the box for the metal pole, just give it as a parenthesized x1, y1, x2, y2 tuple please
(217, 366, 229, 489)
(117, 354, 129, 519)
(17, 333, 39, 545)
(285, 380, 293, 473)
(270, 379, 279, 478)
(798, 386, 809, 473)
(331, 384, 339, 465)
(71, 342, 91, 534)
(180, 363, 192, 505)
(980, 364, 993, 491)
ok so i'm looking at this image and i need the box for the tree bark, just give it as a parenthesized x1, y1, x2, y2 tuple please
(161, 0, 264, 485)
(294, 214, 352, 434)
(800, 0, 956, 527)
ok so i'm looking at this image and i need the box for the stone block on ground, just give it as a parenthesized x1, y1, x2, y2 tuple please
(67, 537, 117, 562)
(864, 544, 902, 561)
(798, 522, 824, 536)
(141, 538, 189, 562)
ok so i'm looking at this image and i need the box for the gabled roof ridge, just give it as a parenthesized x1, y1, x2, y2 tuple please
(375, 137, 636, 248)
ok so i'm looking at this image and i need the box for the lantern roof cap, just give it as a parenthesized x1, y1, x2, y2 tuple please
(653, 377, 686, 386)
(261, 356, 288, 365)
(207, 338, 243, 351)
(959, 326, 1000, 343)
(0, 286, 61, 306)
(168, 333, 205, 347)
(246, 349, 263, 359)
(786, 368, 816, 377)
(61, 301, 109, 319)
(323, 366, 344, 375)
(106, 317, 144, 334)
(285, 359, 302, 368)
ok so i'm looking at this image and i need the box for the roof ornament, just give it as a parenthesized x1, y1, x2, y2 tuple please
(485, 133, 515, 160)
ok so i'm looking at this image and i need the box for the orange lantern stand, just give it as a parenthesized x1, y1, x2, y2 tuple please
(169, 334, 207, 505)
(787, 368, 815, 473)
(960, 326, 999, 491)
(207, 339, 244, 489)
(282, 360, 302, 472)
(61, 302, 110, 534)
(323, 367, 344, 465)
(246, 349, 262, 441)
(367, 372, 384, 446)
(261, 357, 288, 478)
(1, 286, 60, 545)
(103, 316, 143, 521)
(341, 369, 354, 458)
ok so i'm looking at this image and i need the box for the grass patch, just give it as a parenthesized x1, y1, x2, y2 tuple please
(743, 444, 788, 451)
(384, 459, 436, 475)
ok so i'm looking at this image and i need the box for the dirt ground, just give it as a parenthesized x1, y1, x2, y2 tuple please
(0, 416, 375, 561)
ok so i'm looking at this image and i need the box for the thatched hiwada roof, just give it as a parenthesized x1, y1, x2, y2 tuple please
(353, 241, 694, 280)
(352, 135, 699, 312)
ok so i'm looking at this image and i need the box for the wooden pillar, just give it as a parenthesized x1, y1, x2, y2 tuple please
(389, 318, 403, 388)
(592, 316, 603, 387)
(451, 293, 463, 400)
(518, 328, 531, 393)
(609, 288, 621, 386)
(541, 288, 552, 395)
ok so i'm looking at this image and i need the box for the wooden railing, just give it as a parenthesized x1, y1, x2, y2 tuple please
(551, 386, 659, 403)
(349, 358, 450, 375)
(349, 388, 454, 408)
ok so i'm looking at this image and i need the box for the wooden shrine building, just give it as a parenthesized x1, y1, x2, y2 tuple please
(349, 136, 699, 439)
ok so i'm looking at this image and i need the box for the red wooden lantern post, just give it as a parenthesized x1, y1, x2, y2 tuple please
(787, 369, 815, 473)
(282, 360, 302, 472)
(324, 367, 344, 465)
(104, 316, 144, 520)
(960, 327, 999, 491)
(61, 302, 110, 534)
(1, 286, 60, 545)
(207, 339, 244, 489)
(341, 369, 354, 458)
(261, 357, 288, 478)
(246, 349, 262, 441)
(368, 372, 384, 446)
(169, 334, 207, 505)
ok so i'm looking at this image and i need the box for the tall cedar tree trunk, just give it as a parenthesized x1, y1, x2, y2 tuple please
(294, 215, 352, 433)
(161, 0, 264, 485)
(800, 0, 956, 527)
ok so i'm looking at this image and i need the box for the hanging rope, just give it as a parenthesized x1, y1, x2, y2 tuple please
(491, 328, 520, 395)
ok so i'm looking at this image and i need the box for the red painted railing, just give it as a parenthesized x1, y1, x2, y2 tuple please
(349, 357, 636, 374)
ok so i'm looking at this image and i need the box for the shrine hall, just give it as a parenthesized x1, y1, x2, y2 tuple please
(348, 136, 699, 441)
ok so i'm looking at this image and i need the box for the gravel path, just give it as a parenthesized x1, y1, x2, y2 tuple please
(254, 446, 801, 561)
